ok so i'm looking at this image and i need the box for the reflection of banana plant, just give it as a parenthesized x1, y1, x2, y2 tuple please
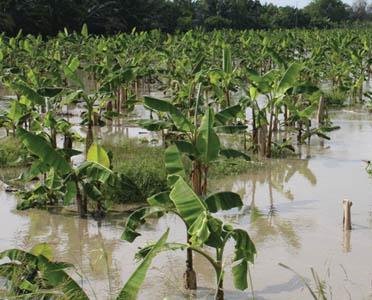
(237, 159, 316, 248)
(250, 207, 301, 250)
(122, 176, 255, 299)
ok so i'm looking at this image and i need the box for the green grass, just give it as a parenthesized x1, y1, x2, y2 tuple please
(102, 139, 168, 203)
(323, 90, 347, 107)
(209, 158, 266, 178)
(0, 136, 28, 167)
(102, 138, 267, 203)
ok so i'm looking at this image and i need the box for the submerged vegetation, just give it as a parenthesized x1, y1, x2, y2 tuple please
(0, 20, 371, 299)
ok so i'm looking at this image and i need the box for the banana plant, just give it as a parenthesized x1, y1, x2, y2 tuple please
(16, 128, 117, 218)
(125, 93, 251, 290)
(0, 230, 170, 300)
(122, 176, 255, 300)
(244, 62, 306, 157)
(0, 99, 30, 136)
(207, 45, 240, 108)
(141, 96, 249, 196)
(138, 102, 250, 290)
(62, 56, 104, 152)
(0, 243, 89, 299)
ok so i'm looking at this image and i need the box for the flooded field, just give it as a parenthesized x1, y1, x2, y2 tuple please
(1, 109, 372, 299)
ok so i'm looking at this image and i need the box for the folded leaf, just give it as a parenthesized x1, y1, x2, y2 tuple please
(205, 192, 243, 213)
(169, 176, 206, 226)
(214, 105, 242, 126)
(165, 145, 186, 185)
(144, 96, 194, 132)
(196, 108, 220, 163)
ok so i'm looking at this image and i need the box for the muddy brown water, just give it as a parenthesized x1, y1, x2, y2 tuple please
(1, 109, 372, 299)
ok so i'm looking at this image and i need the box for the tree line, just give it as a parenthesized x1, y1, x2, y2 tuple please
(0, 0, 371, 36)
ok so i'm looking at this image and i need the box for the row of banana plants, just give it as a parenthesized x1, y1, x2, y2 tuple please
(0, 26, 371, 299)
(1, 106, 256, 299)
(1, 27, 371, 160)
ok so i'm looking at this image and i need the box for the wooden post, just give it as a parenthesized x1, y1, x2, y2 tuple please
(343, 199, 352, 231)
(317, 95, 325, 125)
(343, 229, 351, 253)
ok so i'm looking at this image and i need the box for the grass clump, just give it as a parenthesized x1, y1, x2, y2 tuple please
(209, 158, 265, 178)
(323, 90, 347, 107)
(0, 137, 28, 167)
(103, 139, 168, 203)
(103, 138, 267, 203)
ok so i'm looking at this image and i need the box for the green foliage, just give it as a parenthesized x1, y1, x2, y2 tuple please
(0, 244, 89, 299)
(122, 176, 256, 296)
(304, 0, 351, 25)
(100, 138, 265, 203)
(0, 137, 28, 167)
(17, 128, 72, 176)
(87, 143, 111, 168)
(196, 108, 220, 163)
(102, 139, 168, 203)
(323, 90, 347, 107)
(209, 158, 265, 178)
(0, 0, 369, 36)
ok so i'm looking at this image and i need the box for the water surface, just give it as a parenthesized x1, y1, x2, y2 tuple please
(1, 110, 372, 299)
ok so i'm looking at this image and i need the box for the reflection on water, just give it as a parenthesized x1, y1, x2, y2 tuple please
(212, 159, 317, 253)
(2, 110, 372, 299)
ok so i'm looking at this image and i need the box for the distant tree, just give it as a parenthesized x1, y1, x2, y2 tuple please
(304, 0, 351, 26)
(204, 15, 232, 30)
(0, 0, 86, 35)
(0, 0, 367, 36)
(262, 4, 310, 29)
(352, 0, 372, 20)
(199, 0, 263, 30)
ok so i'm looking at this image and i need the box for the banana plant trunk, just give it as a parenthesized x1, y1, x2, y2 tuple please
(184, 233, 197, 290)
(266, 106, 274, 158)
(224, 90, 230, 108)
(86, 123, 93, 154)
(284, 105, 288, 127)
(51, 128, 57, 148)
(183, 160, 206, 290)
(252, 108, 258, 146)
(76, 182, 87, 218)
(215, 252, 224, 300)
(216, 280, 224, 300)
(359, 85, 363, 102)
(257, 125, 267, 158)
(297, 121, 303, 144)
(191, 160, 203, 195)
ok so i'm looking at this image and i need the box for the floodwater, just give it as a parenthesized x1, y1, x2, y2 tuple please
(1, 109, 372, 299)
